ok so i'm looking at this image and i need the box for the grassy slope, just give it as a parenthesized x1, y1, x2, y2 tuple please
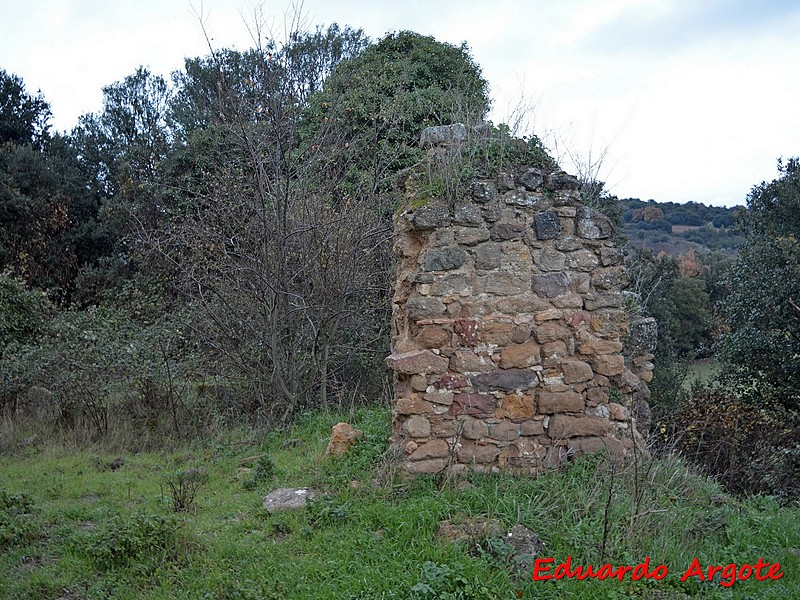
(1, 405, 798, 599)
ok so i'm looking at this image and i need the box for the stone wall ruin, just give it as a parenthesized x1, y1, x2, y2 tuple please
(387, 129, 655, 475)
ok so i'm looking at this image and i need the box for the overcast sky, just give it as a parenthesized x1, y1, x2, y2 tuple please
(2, 0, 799, 207)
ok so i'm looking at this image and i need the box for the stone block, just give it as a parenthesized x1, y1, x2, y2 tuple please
(561, 360, 594, 383)
(449, 393, 496, 416)
(395, 397, 435, 415)
(470, 180, 498, 203)
(455, 225, 490, 245)
(489, 420, 520, 442)
(410, 204, 451, 230)
(461, 416, 489, 439)
(511, 323, 531, 343)
(474, 242, 502, 269)
(470, 369, 539, 392)
(496, 394, 536, 420)
(554, 235, 583, 251)
(454, 202, 482, 226)
(479, 273, 529, 295)
(565, 249, 600, 271)
(454, 319, 479, 346)
(451, 350, 494, 374)
(541, 340, 568, 360)
(504, 190, 548, 209)
(537, 390, 584, 413)
(591, 354, 625, 376)
(386, 350, 449, 375)
(531, 272, 570, 298)
(576, 206, 613, 239)
(458, 441, 500, 464)
(404, 416, 431, 438)
(480, 322, 515, 345)
(584, 292, 623, 310)
(409, 439, 450, 460)
(423, 390, 454, 405)
(406, 458, 447, 474)
(577, 338, 624, 355)
(520, 419, 545, 435)
(534, 322, 570, 344)
(519, 167, 544, 191)
(417, 325, 451, 348)
(498, 438, 547, 469)
(608, 402, 630, 421)
(499, 341, 541, 369)
(535, 248, 567, 271)
(548, 414, 610, 439)
(407, 296, 446, 320)
(600, 246, 624, 266)
(533, 211, 562, 240)
(490, 222, 526, 241)
(422, 247, 469, 271)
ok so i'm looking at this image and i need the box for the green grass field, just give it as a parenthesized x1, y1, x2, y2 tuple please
(1, 405, 797, 599)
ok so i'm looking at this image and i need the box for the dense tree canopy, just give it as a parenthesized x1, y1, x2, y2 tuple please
(720, 158, 800, 409)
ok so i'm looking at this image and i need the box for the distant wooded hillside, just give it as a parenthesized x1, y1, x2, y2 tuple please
(619, 198, 745, 256)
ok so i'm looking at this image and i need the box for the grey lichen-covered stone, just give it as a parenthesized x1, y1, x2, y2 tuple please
(410, 205, 451, 230)
(504, 190, 548, 209)
(626, 317, 658, 355)
(546, 171, 581, 190)
(420, 123, 468, 148)
(576, 206, 614, 239)
(422, 247, 468, 271)
(533, 210, 562, 240)
(263, 487, 316, 512)
(470, 180, 498, 203)
(519, 168, 544, 191)
(531, 272, 570, 298)
(454, 202, 482, 225)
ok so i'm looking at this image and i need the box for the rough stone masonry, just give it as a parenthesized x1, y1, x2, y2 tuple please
(386, 127, 656, 475)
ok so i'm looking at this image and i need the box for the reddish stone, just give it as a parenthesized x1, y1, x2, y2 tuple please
(449, 393, 496, 416)
(454, 319, 479, 346)
(437, 375, 467, 390)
